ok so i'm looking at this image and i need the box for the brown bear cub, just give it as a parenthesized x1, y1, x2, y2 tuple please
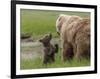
(39, 33, 58, 64)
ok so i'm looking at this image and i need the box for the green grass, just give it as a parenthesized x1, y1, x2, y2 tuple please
(21, 50, 90, 69)
(20, 9, 90, 39)
(20, 9, 90, 70)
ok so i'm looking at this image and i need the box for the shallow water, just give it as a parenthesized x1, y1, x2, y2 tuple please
(20, 38, 60, 60)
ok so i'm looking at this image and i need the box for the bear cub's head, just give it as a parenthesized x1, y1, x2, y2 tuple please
(39, 33, 52, 47)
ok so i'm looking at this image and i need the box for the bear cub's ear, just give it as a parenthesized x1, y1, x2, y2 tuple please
(39, 39, 42, 42)
(49, 33, 52, 39)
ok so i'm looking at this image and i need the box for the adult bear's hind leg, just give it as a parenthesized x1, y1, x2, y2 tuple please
(62, 42, 74, 61)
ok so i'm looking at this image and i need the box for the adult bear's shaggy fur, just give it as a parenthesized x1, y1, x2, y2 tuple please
(56, 14, 90, 61)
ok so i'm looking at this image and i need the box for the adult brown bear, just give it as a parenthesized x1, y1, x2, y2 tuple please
(56, 14, 90, 61)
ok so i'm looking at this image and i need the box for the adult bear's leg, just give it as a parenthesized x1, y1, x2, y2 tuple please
(62, 41, 74, 61)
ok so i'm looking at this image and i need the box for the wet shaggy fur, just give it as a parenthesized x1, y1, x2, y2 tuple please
(39, 34, 58, 64)
(56, 14, 90, 61)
